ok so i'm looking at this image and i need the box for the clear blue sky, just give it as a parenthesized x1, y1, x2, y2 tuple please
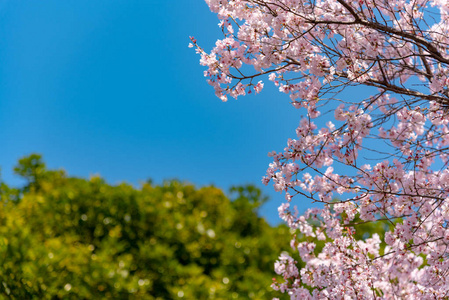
(0, 0, 308, 224)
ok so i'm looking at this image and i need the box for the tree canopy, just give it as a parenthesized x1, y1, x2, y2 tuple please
(0, 154, 294, 299)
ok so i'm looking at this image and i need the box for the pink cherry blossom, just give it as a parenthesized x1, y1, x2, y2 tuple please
(195, 0, 449, 298)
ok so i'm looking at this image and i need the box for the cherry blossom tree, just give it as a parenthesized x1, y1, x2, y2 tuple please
(193, 0, 449, 298)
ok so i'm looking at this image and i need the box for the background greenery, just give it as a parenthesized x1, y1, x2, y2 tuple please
(0, 154, 294, 299)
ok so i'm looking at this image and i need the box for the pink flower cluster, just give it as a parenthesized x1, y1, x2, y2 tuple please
(195, 0, 449, 298)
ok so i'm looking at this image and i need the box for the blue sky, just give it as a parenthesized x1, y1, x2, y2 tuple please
(0, 0, 310, 224)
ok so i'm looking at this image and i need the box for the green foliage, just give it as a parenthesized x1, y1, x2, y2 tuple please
(0, 155, 292, 299)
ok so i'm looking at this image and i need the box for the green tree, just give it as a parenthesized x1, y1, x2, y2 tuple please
(0, 155, 293, 299)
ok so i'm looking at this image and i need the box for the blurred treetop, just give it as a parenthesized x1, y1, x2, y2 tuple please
(0, 154, 292, 299)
